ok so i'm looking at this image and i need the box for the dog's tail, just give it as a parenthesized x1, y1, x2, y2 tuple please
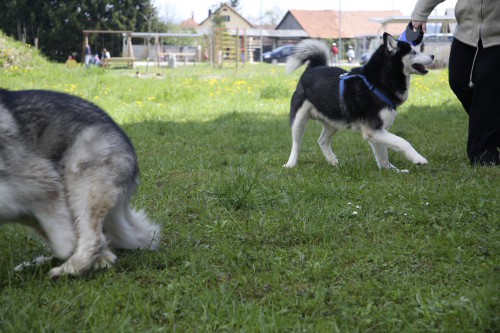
(105, 203, 161, 250)
(286, 39, 331, 74)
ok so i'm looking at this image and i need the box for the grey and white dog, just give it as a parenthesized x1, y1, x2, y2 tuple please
(0, 89, 160, 277)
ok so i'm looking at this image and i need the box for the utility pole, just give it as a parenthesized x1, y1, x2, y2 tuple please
(259, 0, 263, 62)
(339, 0, 342, 63)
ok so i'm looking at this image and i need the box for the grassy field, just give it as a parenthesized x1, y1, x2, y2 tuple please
(0, 35, 498, 332)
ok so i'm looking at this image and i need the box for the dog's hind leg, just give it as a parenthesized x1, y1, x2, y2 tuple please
(49, 129, 126, 277)
(362, 128, 428, 168)
(318, 124, 339, 166)
(49, 181, 117, 278)
(284, 103, 310, 168)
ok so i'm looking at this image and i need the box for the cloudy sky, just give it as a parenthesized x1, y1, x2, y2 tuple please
(153, 0, 457, 24)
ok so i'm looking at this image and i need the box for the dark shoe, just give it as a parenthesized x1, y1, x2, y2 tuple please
(470, 150, 500, 166)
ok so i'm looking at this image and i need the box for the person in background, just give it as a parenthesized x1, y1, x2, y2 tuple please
(65, 54, 77, 68)
(84, 43, 92, 68)
(412, 0, 500, 166)
(331, 42, 339, 65)
(92, 54, 101, 66)
(102, 48, 110, 59)
(346, 46, 355, 63)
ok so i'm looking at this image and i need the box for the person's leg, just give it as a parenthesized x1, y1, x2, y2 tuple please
(448, 38, 476, 114)
(468, 42, 500, 165)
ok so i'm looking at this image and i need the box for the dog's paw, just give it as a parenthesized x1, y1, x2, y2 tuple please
(381, 163, 409, 173)
(413, 156, 428, 165)
(92, 250, 117, 270)
(283, 162, 297, 168)
(327, 157, 339, 167)
(407, 152, 428, 165)
(49, 263, 80, 278)
(48, 257, 86, 278)
(92, 258, 114, 270)
(49, 266, 67, 279)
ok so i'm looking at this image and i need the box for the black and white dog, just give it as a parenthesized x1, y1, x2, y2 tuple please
(284, 33, 434, 172)
(0, 89, 160, 277)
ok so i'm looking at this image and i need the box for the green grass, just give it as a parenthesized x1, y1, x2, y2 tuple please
(0, 34, 498, 332)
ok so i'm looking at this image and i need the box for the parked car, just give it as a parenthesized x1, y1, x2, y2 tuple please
(263, 45, 295, 64)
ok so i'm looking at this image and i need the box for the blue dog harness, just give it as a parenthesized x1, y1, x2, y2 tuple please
(339, 73, 397, 111)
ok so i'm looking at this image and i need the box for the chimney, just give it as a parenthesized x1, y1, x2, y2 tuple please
(209, 9, 212, 17)
(191, 12, 194, 20)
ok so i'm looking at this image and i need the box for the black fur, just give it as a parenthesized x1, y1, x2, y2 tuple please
(291, 34, 412, 130)
(284, 33, 433, 170)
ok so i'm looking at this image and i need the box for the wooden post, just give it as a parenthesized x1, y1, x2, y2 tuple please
(155, 34, 160, 67)
(235, 28, 239, 72)
(127, 33, 134, 58)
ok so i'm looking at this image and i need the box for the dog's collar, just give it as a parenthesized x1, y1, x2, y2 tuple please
(339, 73, 397, 110)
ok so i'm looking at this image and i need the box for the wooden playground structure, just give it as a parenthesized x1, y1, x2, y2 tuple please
(210, 27, 247, 69)
(82, 28, 250, 69)
(82, 30, 135, 68)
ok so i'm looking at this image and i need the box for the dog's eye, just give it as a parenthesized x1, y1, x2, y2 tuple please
(411, 50, 417, 55)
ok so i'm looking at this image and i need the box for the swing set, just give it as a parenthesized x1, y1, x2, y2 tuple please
(82, 30, 135, 68)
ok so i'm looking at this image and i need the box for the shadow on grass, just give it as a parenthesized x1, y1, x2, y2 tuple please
(122, 103, 469, 176)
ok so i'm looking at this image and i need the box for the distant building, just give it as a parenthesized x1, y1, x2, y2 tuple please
(276, 10, 408, 60)
(198, 3, 253, 32)
(276, 10, 406, 38)
(192, 6, 439, 63)
(180, 13, 199, 30)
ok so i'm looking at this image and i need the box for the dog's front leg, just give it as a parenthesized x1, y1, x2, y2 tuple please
(368, 141, 408, 172)
(369, 141, 390, 169)
(363, 128, 428, 167)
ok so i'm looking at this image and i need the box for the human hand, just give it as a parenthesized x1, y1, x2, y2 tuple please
(411, 21, 427, 33)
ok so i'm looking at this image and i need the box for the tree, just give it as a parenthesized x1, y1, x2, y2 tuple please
(155, 1, 177, 32)
(229, 0, 241, 10)
(262, 6, 285, 25)
(0, 0, 159, 62)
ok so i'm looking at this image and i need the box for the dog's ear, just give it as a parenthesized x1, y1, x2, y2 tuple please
(384, 33, 398, 54)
